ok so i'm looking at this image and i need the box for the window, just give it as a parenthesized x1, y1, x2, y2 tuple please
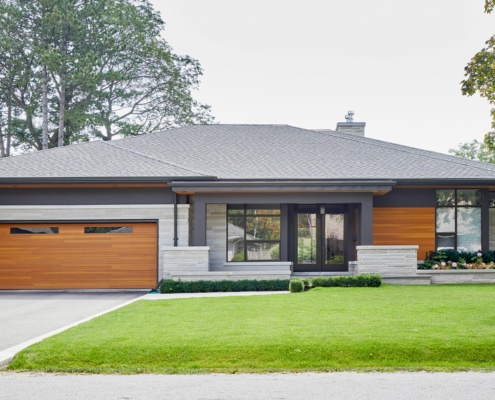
(227, 205, 280, 261)
(436, 189, 481, 251)
(84, 227, 133, 234)
(10, 227, 59, 234)
(489, 193, 495, 250)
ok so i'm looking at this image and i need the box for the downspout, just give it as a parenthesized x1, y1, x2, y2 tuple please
(173, 192, 178, 247)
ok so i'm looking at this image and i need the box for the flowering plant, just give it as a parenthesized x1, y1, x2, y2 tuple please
(421, 250, 495, 270)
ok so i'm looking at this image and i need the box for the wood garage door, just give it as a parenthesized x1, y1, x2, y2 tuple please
(0, 222, 157, 290)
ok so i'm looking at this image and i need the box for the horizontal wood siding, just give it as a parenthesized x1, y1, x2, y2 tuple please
(373, 208, 435, 260)
(0, 223, 157, 289)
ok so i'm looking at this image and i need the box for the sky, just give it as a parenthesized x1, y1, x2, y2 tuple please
(152, 0, 495, 154)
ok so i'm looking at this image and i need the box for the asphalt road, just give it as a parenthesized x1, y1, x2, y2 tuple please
(1, 372, 495, 400)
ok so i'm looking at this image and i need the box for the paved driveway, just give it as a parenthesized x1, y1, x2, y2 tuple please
(0, 291, 144, 355)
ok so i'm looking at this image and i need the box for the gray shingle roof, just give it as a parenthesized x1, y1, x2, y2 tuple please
(1, 124, 495, 181)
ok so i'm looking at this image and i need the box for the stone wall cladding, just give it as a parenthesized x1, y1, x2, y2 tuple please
(206, 204, 227, 270)
(163, 246, 209, 277)
(417, 270, 495, 284)
(0, 204, 189, 280)
(356, 245, 419, 276)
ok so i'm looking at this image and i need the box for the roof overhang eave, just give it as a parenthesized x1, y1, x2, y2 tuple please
(171, 179, 396, 193)
(0, 175, 218, 185)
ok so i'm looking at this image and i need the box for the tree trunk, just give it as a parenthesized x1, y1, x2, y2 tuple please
(6, 92, 12, 156)
(0, 116, 5, 157)
(42, 64, 49, 150)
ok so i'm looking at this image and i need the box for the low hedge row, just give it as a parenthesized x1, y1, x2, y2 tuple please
(159, 279, 290, 293)
(311, 274, 382, 288)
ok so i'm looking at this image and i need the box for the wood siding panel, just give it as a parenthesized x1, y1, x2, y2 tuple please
(373, 208, 435, 260)
(0, 223, 157, 289)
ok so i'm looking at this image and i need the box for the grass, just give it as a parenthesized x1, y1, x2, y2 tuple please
(8, 285, 495, 374)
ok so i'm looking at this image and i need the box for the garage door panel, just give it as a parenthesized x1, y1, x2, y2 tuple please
(0, 222, 157, 290)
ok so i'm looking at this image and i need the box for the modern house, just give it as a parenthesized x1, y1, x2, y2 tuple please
(1, 114, 495, 289)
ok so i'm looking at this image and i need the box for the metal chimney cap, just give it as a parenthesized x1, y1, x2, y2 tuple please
(345, 110, 355, 123)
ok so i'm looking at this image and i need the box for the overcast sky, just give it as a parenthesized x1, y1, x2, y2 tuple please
(153, 1, 494, 154)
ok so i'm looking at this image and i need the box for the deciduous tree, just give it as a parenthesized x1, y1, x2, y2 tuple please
(461, 1, 495, 150)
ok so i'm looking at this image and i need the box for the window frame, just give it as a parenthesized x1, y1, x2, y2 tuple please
(226, 205, 281, 262)
(435, 189, 482, 251)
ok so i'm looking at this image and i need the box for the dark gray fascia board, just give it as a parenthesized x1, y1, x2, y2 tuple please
(0, 176, 218, 185)
(171, 179, 396, 192)
(395, 179, 495, 187)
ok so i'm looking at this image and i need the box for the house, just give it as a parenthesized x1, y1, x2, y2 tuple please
(1, 115, 495, 289)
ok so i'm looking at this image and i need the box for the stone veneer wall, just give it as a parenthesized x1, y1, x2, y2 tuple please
(417, 269, 495, 284)
(356, 245, 418, 276)
(206, 204, 227, 270)
(0, 204, 189, 280)
(163, 246, 209, 278)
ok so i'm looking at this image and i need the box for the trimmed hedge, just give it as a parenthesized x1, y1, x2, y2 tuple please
(289, 279, 305, 293)
(311, 274, 382, 288)
(160, 279, 290, 293)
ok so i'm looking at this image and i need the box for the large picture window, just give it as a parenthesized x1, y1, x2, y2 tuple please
(436, 189, 481, 251)
(227, 205, 281, 262)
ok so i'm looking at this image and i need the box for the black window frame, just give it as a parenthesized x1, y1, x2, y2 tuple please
(435, 189, 481, 251)
(226, 204, 281, 262)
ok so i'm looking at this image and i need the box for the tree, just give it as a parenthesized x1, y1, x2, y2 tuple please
(449, 139, 495, 163)
(461, 1, 495, 150)
(0, 0, 212, 155)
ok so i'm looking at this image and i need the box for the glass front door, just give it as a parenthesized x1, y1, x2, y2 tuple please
(295, 206, 346, 272)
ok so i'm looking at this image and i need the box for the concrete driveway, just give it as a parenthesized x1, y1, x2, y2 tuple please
(0, 291, 145, 364)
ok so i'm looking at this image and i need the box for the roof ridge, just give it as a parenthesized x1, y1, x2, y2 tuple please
(104, 141, 212, 177)
(312, 129, 495, 174)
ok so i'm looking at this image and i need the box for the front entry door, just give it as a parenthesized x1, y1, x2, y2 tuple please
(294, 206, 346, 272)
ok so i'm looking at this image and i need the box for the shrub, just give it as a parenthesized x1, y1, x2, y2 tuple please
(311, 274, 382, 288)
(159, 279, 290, 293)
(422, 250, 495, 270)
(289, 279, 305, 293)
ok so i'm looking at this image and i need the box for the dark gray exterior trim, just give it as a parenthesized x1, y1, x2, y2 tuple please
(172, 180, 395, 193)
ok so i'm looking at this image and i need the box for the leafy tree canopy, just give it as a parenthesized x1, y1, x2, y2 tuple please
(0, 0, 213, 155)
(449, 139, 495, 163)
(461, 1, 495, 150)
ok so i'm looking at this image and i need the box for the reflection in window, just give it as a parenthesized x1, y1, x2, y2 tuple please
(227, 205, 280, 261)
(436, 189, 481, 251)
(10, 227, 59, 234)
(84, 227, 133, 234)
(297, 213, 316, 263)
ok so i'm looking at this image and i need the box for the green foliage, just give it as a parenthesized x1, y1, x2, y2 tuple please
(0, 0, 213, 154)
(461, 3, 495, 151)
(160, 279, 290, 293)
(421, 250, 495, 269)
(311, 274, 382, 288)
(289, 279, 304, 293)
(449, 139, 495, 163)
(231, 252, 245, 262)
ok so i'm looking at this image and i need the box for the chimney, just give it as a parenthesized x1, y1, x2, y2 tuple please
(336, 110, 366, 137)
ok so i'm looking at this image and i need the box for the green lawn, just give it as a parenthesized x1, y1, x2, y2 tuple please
(9, 285, 495, 374)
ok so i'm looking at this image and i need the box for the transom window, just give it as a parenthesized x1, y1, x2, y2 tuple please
(227, 205, 280, 262)
(436, 189, 481, 251)
(10, 227, 59, 234)
(84, 227, 133, 234)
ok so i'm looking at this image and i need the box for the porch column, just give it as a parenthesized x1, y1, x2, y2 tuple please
(192, 196, 207, 246)
(360, 196, 373, 245)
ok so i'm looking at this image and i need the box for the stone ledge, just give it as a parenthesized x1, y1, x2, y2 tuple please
(163, 246, 210, 251)
(357, 245, 419, 250)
